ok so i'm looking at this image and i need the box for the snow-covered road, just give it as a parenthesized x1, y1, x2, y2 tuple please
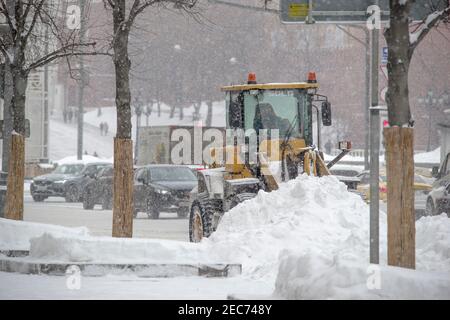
(0, 272, 273, 300)
(23, 193, 189, 241)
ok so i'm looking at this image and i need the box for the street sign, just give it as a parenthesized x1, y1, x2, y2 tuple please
(280, 0, 447, 24)
(381, 47, 388, 65)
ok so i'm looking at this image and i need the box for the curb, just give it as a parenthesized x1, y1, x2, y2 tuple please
(0, 258, 242, 278)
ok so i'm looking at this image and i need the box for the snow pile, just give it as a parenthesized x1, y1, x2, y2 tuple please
(204, 175, 371, 282)
(0, 218, 89, 251)
(414, 147, 440, 164)
(54, 155, 112, 166)
(203, 175, 450, 299)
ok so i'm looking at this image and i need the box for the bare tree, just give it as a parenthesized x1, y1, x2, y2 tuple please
(0, 0, 102, 220)
(102, 0, 198, 237)
(383, 0, 449, 269)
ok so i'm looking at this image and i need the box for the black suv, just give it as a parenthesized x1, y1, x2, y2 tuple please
(82, 165, 113, 210)
(426, 153, 450, 216)
(31, 162, 112, 202)
(133, 165, 197, 219)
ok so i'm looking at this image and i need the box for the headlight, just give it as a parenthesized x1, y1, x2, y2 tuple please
(54, 180, 66, 184)
(156, 189, 169, 194)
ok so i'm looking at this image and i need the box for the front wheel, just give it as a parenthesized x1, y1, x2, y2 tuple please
(189, 200, 219, 243)
(65, 185, 78, 203)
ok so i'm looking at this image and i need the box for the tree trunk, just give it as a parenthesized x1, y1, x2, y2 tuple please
(112, 137, 134, 237)
(383, 0, 415, 268)
(384, 127, 415, 269)
(4, 68, 28, 221)
(4, 134, 25, 220)
(112, 2, 133, 237)
(385, 1, 412, 126)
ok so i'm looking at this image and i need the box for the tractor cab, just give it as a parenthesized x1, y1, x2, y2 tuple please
(222, 72, 331, 148)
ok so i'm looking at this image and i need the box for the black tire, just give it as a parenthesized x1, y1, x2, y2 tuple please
(229, 193, 257, 210)
(146, 200, 160, 219)
(133, 210, 138, 219)
(101, 193, 112, 210)
(65, 185, 78, 203)
(425, 197, 436, 216)
(177, 208, 189, 219)
(32, 195, 45, 202)
(189, 200, 222, 243)
(82, 190, 95, 210)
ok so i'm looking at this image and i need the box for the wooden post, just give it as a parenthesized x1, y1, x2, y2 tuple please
(112, 137, 134, 237)
(5, 134, 25, 220)
(384, 127, 415, 269)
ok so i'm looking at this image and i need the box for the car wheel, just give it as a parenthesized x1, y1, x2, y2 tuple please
(133, 209, 138, 219)
(146, 200, 160, 219)
(65, 185, 78, 203)
(82, 190, 95, 210)
(177, 208, 189, 219)
(101, 194, 112, 210)
(32, 195, 45, 202)
(425, 198, 436, 216)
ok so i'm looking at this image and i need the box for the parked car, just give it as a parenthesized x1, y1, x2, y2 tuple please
(82, 165, 113, 210)
(356, 171, 432, 213)
(133, 165, 198, 219)
(329, 165, 363, 190)
(30, 162, 111, 202)
(426, 152, 450, 216)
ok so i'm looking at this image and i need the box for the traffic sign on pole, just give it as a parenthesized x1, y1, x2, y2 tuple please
(279, 0, 447, 24)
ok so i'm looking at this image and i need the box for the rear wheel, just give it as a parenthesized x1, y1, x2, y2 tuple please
(425, 198, 436, 216)
(82, 190, 95, 210)
(32, 195, 46, 202)
(101, 193, 112, 210)
(229, 193, 257, 210)
(177, 208, 189, 219)
(146, 200, 160, 219)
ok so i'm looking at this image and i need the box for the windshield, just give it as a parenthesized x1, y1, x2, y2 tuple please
(150, 167, 196, 182)
(53, 164, 84, 175)
(243, 90, 304, 138)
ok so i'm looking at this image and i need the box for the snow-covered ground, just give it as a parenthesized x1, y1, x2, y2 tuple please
(48, 102, 226, 162)
(84, 102, 226, 138)
(1, 175, 449, 299)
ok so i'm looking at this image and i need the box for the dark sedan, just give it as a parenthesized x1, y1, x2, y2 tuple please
(82, 165, 113, 210)
(30, 162, 111, 202)
(133, 165, 197, 219)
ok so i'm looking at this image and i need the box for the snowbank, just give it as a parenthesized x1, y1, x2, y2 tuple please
(0, 218, 89, 251)
(54, 155, 112, 166)
(205, 175, 450, 298)
(415, 147, 441, 164)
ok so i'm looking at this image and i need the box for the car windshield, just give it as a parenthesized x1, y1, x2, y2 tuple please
(150, 167, 197, 182)
(53, 164, 84, 175)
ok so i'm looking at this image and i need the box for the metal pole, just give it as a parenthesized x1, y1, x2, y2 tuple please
(364, 28, 371, 170)
(77, 0, 86, 160)
(369, 0, 380, 265)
